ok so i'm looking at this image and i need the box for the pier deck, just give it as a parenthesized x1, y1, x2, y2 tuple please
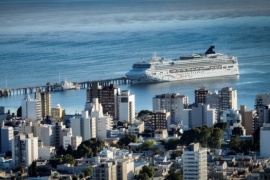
(0, 77, 131, 97)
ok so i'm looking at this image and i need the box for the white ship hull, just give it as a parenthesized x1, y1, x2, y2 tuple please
(53, 80, 81, 91)
(126, 46, 239, 84)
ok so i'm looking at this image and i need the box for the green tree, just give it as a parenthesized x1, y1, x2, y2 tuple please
(180, 126, 223, 149)
(165, 169, 182, 180)
(229, 135, 241, 152)
(141, 140, 155, 151)
(74, 144, 93, 158)
(138, 165, 155, 179)
(170, 150, 182, 160)
(199, 126, 212, 147)
(84, 138, 105, 156)
(56, 145, 67, 156)
(209, 128, 223, 149)
(164, 138, 180, 150)
(62, 154, 75, 166)
(136, 172, 150, 180)
(66, 144, 74, 155)
(118, 134, 138, 147)
(83, 167, 92, 177)
(79, 173, 84, 179)
(214, 121, 227, 130)
(74, 138, 105, 158)
(49, 158, 62, 168)
(137, 110, 153, 118)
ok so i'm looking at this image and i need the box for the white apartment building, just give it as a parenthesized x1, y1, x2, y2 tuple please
(70, 116, 81, 137)
(218, 87, 237, 111)
(38, 142, 55, 160)
(12, 133, 38, 169)
(189, 103, 217, 128)
(21, 95, 42, 121)
(91, 98, 113, 139)
(128, 120, 144, 135)
(35, 123, 56, 146)
(63, 134, 82, 150)
(153, 93, 188, 124)
(260, 123, 270, 158)
(182, 143, 207, 180)
(118, 90, 135, 123)
(70, 110, 96, 141)
(19, 120, 70, 148)
(19, 120, 34, 134)
(95, 147, 135, 180)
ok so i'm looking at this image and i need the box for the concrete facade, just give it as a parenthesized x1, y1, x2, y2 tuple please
(182, 143, 207, 180)
(118, 90, 135, 123)
(153, 93, 188, 124)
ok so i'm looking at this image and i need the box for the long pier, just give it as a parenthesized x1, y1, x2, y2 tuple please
(0, 77, 131, 97)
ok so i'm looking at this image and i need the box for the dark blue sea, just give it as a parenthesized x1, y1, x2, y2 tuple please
(0, 0, 270, 114)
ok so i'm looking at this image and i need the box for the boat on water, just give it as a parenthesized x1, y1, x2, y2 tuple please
(126, 46, 239, 84)
(53, 79, 80, 91)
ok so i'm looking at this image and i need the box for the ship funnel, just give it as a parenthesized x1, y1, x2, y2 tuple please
(205, 46, 215, 54)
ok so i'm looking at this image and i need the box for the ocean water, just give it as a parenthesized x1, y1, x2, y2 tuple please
(0, 0, 270, 114)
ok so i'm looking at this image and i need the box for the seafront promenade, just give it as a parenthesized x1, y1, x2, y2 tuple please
(0, 77, 131, 97)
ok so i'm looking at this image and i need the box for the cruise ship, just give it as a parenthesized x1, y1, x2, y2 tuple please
(126, 46, 239, 84)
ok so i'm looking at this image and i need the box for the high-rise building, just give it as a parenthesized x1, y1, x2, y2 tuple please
(195, 86, 210, 105)
(35, 90, 51, 119)
(218, 87, 237, 111)
(21, 95, 42, 120)
(51, 103, 65, 123)
(189, 103, 217, 128)
(70, 110, 96, 141)
(239, 105, 256, 135)
(147, 110, 171, 131)
(91, 98, 113, 139)
(260, 123, 270, 158)
(118, 90, 135, 123)
(19, 120, 69, 148)
(11, 133, 38, 169)
(206, 91, 219, 106)
(87, 83, 119, 119)
(53, 121, 70, 148)
(0, 125, 14, 154)
(254, 94, 270, 131)
(153, 93, 188, 124)
(111, 159, 134, 180)
(182, 143, 207, 180)
(92, 161, 117, 180)
(63, 134, 82, 150)
(34, 123, 56, 147)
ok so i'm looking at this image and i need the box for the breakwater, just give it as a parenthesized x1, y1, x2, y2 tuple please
(0, 77, 131, 97)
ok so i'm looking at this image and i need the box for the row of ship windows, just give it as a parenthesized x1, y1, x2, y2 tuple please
(168, 65, 234, 73)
